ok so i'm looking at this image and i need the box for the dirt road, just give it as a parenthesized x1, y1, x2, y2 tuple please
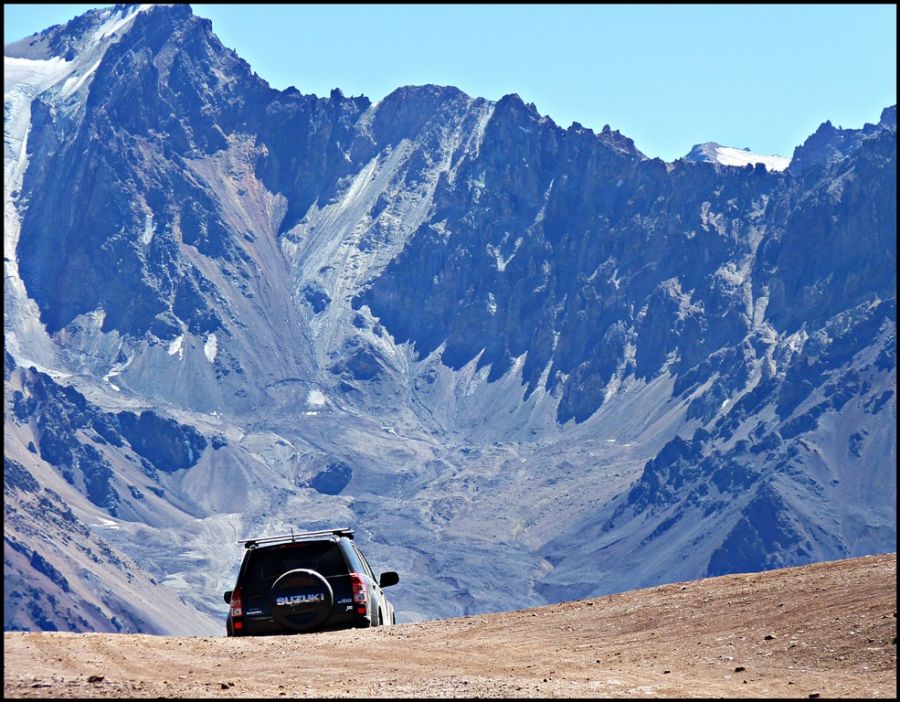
(4, 552, 896, 698)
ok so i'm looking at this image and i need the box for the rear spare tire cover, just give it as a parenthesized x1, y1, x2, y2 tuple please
(269, 569, 334, 632)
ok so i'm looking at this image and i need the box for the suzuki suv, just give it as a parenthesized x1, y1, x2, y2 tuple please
(224, 527, 399, 636)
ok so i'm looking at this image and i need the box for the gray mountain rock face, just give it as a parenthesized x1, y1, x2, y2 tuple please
(4, 4, 896, 633)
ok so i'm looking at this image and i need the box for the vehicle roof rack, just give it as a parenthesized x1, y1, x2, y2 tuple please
(238, 527, 354, 549)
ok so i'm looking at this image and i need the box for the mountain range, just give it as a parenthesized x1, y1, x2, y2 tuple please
(4, 4, 896, 633)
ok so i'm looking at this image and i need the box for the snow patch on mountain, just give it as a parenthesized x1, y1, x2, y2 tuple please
(4, 57, 74, 370)
(93, 4, 150, 41)
(307, 389, 327, 406)
(168, 335, 184, 359)
(4, 4, 155, 371)
(685, 142, 790, 171)
(58, 58, 102, 99)
(203, 334, 217, 363)
(102, 350, 133, 391)
(140, 212, 155, 246)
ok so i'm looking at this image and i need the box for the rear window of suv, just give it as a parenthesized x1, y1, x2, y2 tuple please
(243, 541, 348, 584)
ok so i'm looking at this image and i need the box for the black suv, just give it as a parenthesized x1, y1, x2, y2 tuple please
(224, 528, 399, 636)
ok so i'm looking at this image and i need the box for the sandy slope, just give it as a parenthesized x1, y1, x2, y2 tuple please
(4, 552, 896, 698)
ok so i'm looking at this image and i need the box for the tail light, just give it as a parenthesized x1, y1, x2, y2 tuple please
(230, 587, 243, 617)
(349, 573, 368, 614)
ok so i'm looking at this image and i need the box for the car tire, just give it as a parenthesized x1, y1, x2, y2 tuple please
(269, 568, 334, 632)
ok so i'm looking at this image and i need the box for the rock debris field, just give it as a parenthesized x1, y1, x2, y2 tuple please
(4, 553, 896, 698)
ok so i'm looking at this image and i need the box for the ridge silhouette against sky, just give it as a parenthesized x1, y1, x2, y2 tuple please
(4, 3, 896, 162)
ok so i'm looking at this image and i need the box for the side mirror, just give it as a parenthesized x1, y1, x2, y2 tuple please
(223, 590, 232, 603)
(379, 571, 399, 588)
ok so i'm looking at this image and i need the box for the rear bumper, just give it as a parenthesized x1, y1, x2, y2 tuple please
(230, 610, 363, 636)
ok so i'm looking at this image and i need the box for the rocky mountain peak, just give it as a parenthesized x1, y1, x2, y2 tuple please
(4, 4, 895, 636)
(787, 106, 895, 176)
(4, 4, 148, 60)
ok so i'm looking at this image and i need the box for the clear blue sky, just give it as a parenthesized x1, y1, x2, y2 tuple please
(4, 3, 896, 161)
